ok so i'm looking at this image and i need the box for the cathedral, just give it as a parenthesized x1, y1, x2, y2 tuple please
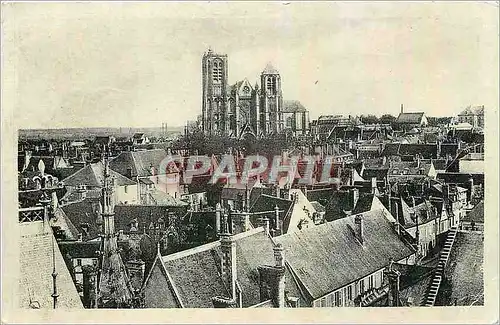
(201, 48, 309, 139)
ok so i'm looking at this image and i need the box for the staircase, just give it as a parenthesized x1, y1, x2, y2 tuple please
(422, 226, 458, 306)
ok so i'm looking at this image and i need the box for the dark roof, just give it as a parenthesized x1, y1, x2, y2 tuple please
(310, 201, 325, 213)
(396, 112, 425, 124)
(275, 209, 416, 300)
(323, 190, 376, 221)
(283, 100, 307, 113)
(362, 168, 389, 181)
(19, 221, 83, 308)
(249, 194, 294, 232)
(155, 228, 281, 308)
(463, 201, 484, 224)
(445, 232, 484, 306)
(109, 149, 177, 178)
(62, 161, 136, 187)
(114, 204, 186, 233)
(60, 197, 102, 240)
(59, 241, 101, 259)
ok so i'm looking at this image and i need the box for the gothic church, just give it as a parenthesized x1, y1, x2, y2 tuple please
(201, 48, 309, 138)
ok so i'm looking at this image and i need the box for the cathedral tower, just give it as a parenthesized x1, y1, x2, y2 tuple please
(260, 63, 283, 135)
(202, 48, 229, 136)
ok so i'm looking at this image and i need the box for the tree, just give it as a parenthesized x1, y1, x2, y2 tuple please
(379, 114, 397, 125)
(360, 114, 379, 124)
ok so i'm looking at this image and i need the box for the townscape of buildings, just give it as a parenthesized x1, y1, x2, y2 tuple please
(18, 49, 485, 309)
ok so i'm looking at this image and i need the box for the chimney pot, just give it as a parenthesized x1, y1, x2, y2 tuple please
(354, 214, 364, 243)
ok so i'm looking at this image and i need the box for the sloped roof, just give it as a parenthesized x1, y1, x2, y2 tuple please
(157, 228, 278, 308)
(275, 209, 415, 300)
(19, 221, 83, 309)
(463, 201, 484, 224)
(249, 194, 294, 231)
(283, 100, 307, 113)
(396, 112, 425, 124)
(323, 190, 376, 222)
(62, 161, 136, 187)
(445, 232, 484, 306)
(148, 189, 189, 207)
(110, 149, 176, 178)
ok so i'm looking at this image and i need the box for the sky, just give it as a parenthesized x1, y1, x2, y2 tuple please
(2, 1, 499, 129)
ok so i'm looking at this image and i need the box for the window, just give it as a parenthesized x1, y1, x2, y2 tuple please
(92, 259, 98, 266)
(334, 291, 341, 307)
(124, 185, 128, 193)
(347, 285, 353, 301)
(212, 60, 223, 84)
(76, 259, 82, 266)
(369, 275, 374, 289)
(266, 76, 276, 94)
(359, 279, 365, 293)
(320, 297, 327, 307)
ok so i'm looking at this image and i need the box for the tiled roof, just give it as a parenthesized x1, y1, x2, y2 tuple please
(110, 149, 176, 178)
(323, 191, 376, 221)
(59, 241, 101, 259)
(463, 201, 484, 223)
(62, 161, 136, 187)
(396, 112, 425, 124)
(156, 228, 279, 308)
(114, 204, 186, 234)
(61, 197, 102, 240)
(283, 100, 307, 113)
(51, 207, 80, 240)
(275, 209, 415, 300)
(362, 168, 389, 181)
(249, 194, 294, 231)
(19, 221, 83, 309)
(310, 201, 325, 213)
(148, 189, 188, 207)
(445, 232, 484, 306)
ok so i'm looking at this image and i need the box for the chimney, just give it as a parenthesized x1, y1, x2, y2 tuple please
(263, 217, 270, 235)
(82, 265, 97, 308)
(371, 177, 377, 194)
(215, 203, 222, 236)
(257, 244, 286, 308)
(350, 188, 359, 210)
(468, 177, 474, 202)
(125, 260, 146, 293)
(220, 233, 237, 302)
(400, 104, 404, 114)
(384, 260, 401, 307)
(51, 190, 59, 211)
(354, 214, 364, 244)
(274, 205, 280, 233)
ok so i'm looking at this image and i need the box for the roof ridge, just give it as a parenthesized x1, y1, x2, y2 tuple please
(162, 240, 221, 261)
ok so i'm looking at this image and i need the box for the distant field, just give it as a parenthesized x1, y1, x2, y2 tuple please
(18, 126, 184, 140)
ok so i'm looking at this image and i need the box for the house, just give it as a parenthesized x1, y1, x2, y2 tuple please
(395, 112, 428, 131)
(387, 160, 437, 182)
(61, 161, 138, 204)
(455, 105, 485, 129)
(58, 241, 101, 291)
(274, 209, 417, 307)
(109, 149, 181, 201)
(132, 132, 149, 145)
(141, 227, 302, 308)
(460, 201, 484, 232)
(322, 188, 389, 222)
(386, 197, 454, 258)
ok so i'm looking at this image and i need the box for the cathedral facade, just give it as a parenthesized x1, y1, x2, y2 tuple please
(201, 48, 309, 139)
